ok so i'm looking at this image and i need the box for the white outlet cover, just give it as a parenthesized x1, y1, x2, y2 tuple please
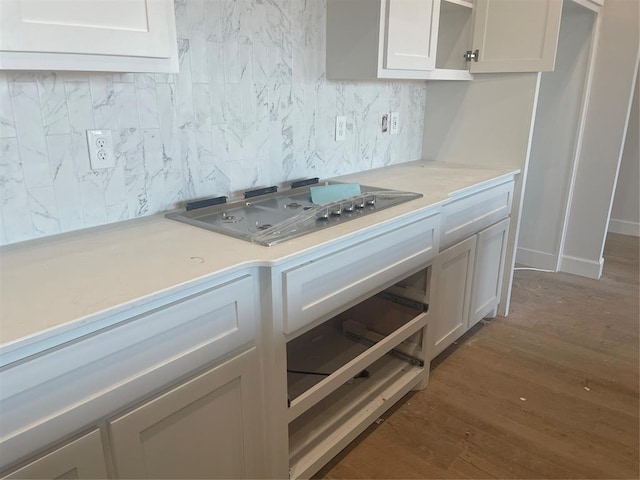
(86, 129, 115, 169)
(390, 112, 399, 135)
(335, 116, 346, 142)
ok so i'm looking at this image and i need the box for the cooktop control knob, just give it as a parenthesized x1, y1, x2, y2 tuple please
(342, 202, 355, 213)
(365, 195, 376, 206)
(317, 208, 330, 220)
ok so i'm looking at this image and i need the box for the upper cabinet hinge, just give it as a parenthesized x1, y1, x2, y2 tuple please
(464, 49, 479, 62)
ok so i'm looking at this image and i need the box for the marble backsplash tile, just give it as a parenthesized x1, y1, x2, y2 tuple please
(0, 0, 426, 246)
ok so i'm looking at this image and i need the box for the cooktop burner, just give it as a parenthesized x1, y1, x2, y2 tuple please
(166, 180, 422, 246)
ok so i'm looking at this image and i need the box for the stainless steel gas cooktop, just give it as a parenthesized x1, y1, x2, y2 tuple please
(166, 178, 422, 246)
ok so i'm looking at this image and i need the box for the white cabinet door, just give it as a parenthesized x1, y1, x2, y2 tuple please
(470, 0, 563, 72)
(0, 0, 178, 72)
(430, 234, 476, 359)
(469, 217, 510, 326)
(384, 0, 441, 71)
(109, 348, 265, 479)
(3, 430, 107, 480)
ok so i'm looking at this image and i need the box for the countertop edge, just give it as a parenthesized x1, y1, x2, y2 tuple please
(0, 161, 520, 364)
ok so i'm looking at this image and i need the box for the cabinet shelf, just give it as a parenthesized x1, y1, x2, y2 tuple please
(288, 355, 423, 480)
(435, 0, 475, 74)
(286, 295, 427, 422)
(283, 259, 433, 479)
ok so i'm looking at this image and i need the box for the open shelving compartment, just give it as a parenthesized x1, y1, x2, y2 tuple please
(286, 267, 432, 480)
(429, 0, 475, 80)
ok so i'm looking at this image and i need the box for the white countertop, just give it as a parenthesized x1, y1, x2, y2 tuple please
(0, 161, 518, 356)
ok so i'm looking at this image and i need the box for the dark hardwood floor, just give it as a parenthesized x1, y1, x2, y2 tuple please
(317, 233, 639, 479)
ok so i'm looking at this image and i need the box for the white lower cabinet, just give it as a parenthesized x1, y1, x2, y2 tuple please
(3, 430, 107, 480)
(0, 272, 259, 475)
(431, 216, 511, 358)
(430, 235, 476, 359)
(470, 217, 510, 326)
(109, 347, 265, 479)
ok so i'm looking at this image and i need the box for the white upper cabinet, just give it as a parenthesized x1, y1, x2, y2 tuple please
(0, 0, 178, 72)
(326, 0, 441, 80)
(470, 0, 564, 73)
(384, 0, 440, 71)
(327, 0, 565, 80)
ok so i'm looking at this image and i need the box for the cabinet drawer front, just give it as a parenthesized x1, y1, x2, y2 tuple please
(282, 213, 439, 334)
(441, 181, 513, 250)
(0, 273, 256, 472)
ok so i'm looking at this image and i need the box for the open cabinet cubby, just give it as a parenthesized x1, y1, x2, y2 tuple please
(436, 0, 474, 74)
(424, 0, 475, 80)
(286, 267, 432, 480)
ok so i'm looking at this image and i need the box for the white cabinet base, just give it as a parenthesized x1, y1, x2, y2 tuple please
(431, 235, 476, 359)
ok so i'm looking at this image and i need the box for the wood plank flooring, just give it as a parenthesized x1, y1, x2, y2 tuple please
(317, 233, 639, 479)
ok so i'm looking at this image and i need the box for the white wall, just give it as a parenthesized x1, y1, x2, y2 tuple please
(561, 0, 640, 278)
(422, 73, 539, 168)
(0, 0, 427, 246)
(609, 70, 639, 237)
(517, 2, 596, 270)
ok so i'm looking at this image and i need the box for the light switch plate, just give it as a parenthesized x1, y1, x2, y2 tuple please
(390, 112, 399, 135)
(86, 129, 115, 169)
(335, 116, 346, 142)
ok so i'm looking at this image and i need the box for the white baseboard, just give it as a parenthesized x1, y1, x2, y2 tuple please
(608, 219, 640, 237)
(515, 247, 558, 270)
(560, 255, 604, 279)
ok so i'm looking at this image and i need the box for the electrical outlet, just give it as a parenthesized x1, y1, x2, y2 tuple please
(86, 130, 115, 169)
(381, 113, 389, 133)
(390, 112, 399, 135)
(335, 116, 346, 142)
